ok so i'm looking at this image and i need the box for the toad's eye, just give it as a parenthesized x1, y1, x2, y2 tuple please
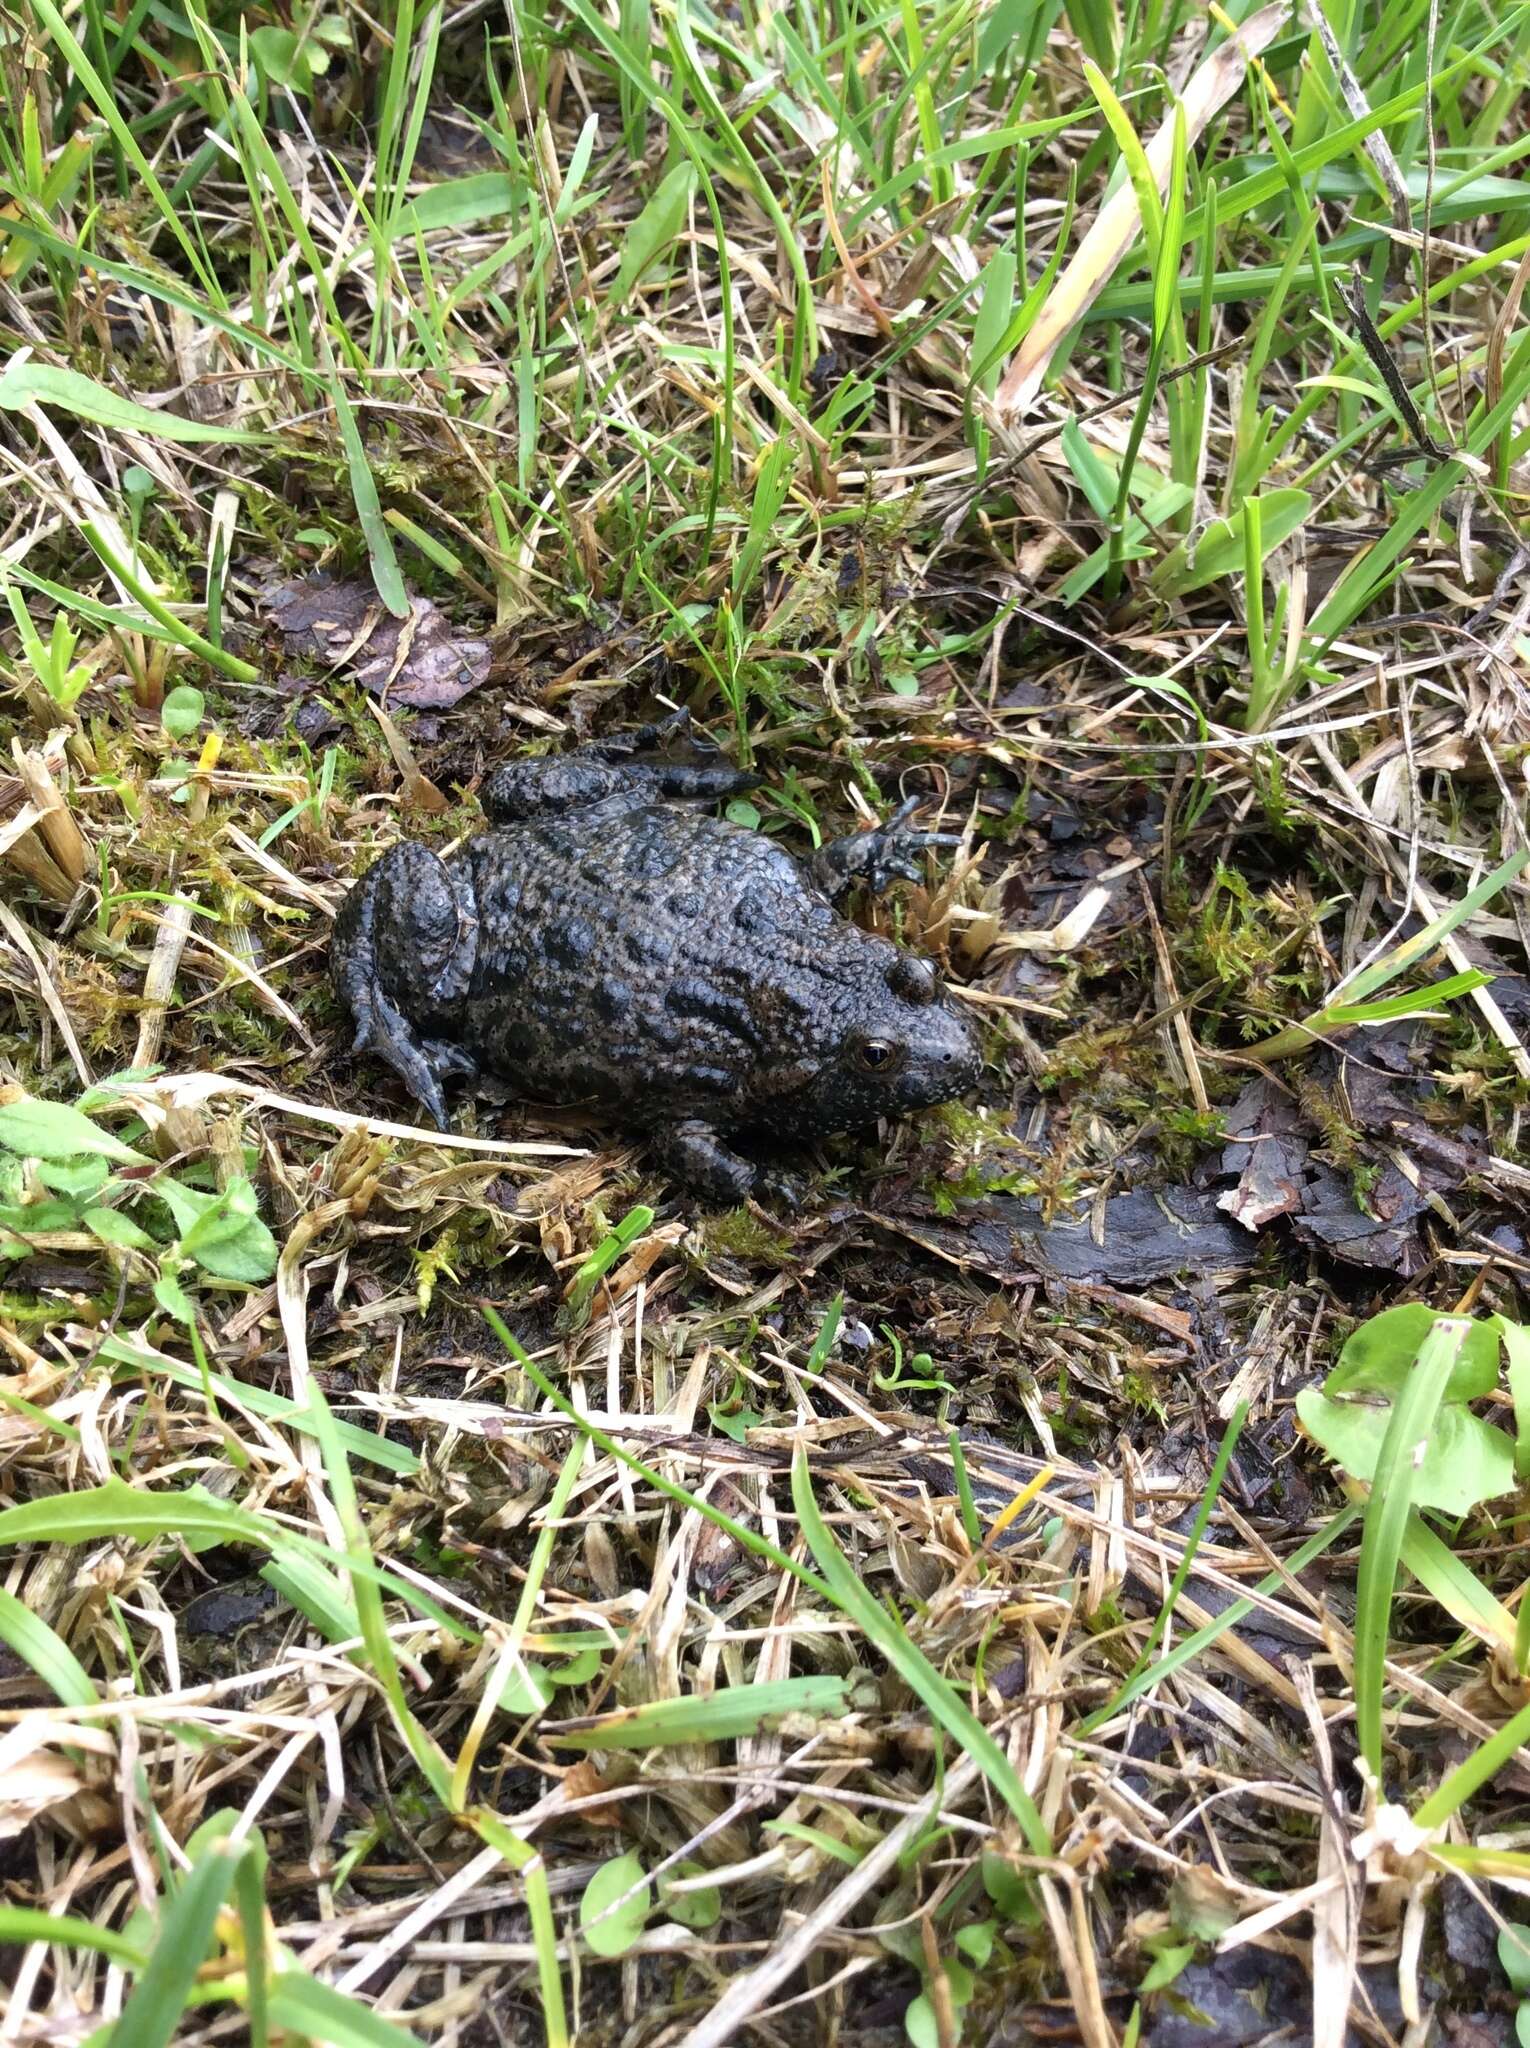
(855, 1037, 902, 1074)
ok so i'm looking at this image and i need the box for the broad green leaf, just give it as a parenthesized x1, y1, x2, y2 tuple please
(186, 1212, 279, 1284)
(83, 1206, 159, 1252)
(0, 361, 266, 446)
(607, 162, 697, 310)
(0, 1099, 147, 1165)
(248, 23, 334, 94)
(35, 1156, 109, 1199)
(0, 1477, 276, 1551)
(1151, 490, 1312, 598)
(495, 1660, 558, 1714)
(982, 1850, 1038, 1923)
(268, 1967, 424, 2045)
(0, 1199, 80, 1232)
(1329, 1305, 1500, 1403)
(161, 686, 205, 739)
(708, 1401, 763, 1444)
(1140, 1941, 1195, 1993)
(155, 1174, 278, 1282)
(153, 1176, 230, 1240)
(905, 1995, 938, 2048)
(580, 1853, 650, 1957)
(955, 1919, 996, 1967)
(1295, 1388, 1512, 1516)
(153, 1273, 197, 1323)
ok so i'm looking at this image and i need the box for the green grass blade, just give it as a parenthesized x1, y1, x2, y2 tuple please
(790, 1448, 1051, 1855)
(112, 1842, 241, 2048)
(1415, 1694, 1530, 1829)
(548, 1675, 850, 1749)
(0, 1587, 99, 1706)
(268, 1970, 424, 2046)
(0, 1908, 146, 1968)
(22, 0, 225, 302)
(327, 372, 410, 619)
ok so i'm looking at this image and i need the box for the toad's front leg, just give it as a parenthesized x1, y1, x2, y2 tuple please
(332, 842, 478, 1129)
(811, 796, 962, 901)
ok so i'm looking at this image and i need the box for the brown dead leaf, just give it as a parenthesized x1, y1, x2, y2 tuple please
(265, 573, 491, 711)
(559, 1755, 632, 1828)
(0, 1724, 113, 1839)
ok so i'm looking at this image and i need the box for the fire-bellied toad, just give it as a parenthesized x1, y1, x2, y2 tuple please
(330, 712, 982, 1203)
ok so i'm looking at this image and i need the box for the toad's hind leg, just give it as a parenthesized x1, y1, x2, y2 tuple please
(650, 1119, 758, 1207)
(481, 710, 758, 825)
(331, 842, 476, 1129)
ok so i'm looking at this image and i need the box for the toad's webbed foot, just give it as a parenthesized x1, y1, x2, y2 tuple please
(811, 796, 962, 902)
(331, 841, 477, 1130)
(481, 707, 759, 825)
(651, 1119, 758, 1208)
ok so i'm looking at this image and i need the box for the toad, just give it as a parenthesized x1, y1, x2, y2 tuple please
(331, 713, 982, 1203)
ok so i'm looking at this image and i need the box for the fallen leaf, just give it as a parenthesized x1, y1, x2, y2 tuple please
(1216, 1078, 1310, 1230)
(264, 572, 491, 710)
(0, 1725, 113, 1839)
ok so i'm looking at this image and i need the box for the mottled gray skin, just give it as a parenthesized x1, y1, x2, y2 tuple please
(331, 713, 981, 1203)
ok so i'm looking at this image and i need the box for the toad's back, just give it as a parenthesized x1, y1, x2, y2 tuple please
(454, 804, 891, 1129)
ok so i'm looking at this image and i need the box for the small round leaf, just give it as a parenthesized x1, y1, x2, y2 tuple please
(1502, 1923, 1530, 1993)
(580, 1853, 650, 1958)
(661, 1860, 721, 1930)
(162, 686, 206, 740)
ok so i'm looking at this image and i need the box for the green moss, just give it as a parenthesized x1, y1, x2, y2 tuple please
(1177, 863, 1330, 1043)
(1293, 1076, 1365, 1171)
(700, 1209, 795, 1263)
